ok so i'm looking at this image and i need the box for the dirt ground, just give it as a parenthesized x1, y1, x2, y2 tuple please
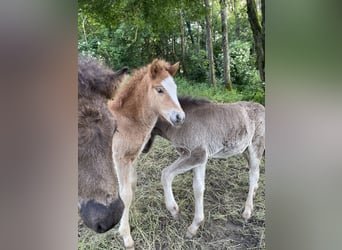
(78, 137, 265, 250)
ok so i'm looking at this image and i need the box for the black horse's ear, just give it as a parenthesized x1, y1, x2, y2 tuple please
(114, 67, 128, 77)
(110, 67, 128, 82)
(105, 67, 128, 98)
(150, 59, 161, 79)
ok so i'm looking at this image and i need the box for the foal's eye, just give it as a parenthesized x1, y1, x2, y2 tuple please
(156, 87, 164, 94)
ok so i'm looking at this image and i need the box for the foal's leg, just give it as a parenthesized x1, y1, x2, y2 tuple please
(162, 147, 207, 221)
(186, 162, 207, 238)
(115, 159, 135, 249)
(161, 155, 188, 219)
(242, 141, 264, 221)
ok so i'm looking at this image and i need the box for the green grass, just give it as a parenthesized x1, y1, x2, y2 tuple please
(175, 77, 244, 103)
(78, 138, 265, 250)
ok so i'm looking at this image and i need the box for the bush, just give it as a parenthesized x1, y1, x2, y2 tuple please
(228, 40, 260, 89)
(241, 82, 265, 105)
(184, 49, 208, 82)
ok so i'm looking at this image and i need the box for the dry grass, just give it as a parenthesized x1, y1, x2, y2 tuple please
(78, 137, 265, 250)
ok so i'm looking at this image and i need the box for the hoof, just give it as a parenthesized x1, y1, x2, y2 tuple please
(242, 210, 251, 221)
(168, 206, 180, 220)
(185, 230, 194, 239)
(124, 242, 135, 250)
(172, 210, 181, 220)
(185, 224, 199, 239)
(121, 235, 134, 250)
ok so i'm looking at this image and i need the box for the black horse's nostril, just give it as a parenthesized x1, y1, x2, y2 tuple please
(96, 223, 105, 233)
(80, 197, 124, 233)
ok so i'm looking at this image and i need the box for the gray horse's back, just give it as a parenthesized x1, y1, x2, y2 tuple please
(210, 101, 264, 157)
(164, 101, 264, 157)
(236, 101, 265, 123)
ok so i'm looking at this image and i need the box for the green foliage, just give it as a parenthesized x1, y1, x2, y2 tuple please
(228, 3, 253, 42)
(241, 82, 265, 105)
(229, 40, 260, 88)
(176, 77, 243, 103)
(175, 77, 264, 105)
(78, 14, 155, 70)
(184, 49, 208, 82)
(78, 0, 265, 105)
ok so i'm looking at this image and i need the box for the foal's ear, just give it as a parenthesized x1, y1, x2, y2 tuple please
(150, 59, 161, 78)
(169, 62, 179, 76)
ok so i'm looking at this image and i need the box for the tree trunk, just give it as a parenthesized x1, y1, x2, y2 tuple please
(197, 22, 203, 53)
(179, 9, 186, 75)
(261, 0, 265, 70)
(233, 0, 240, 38)
(211, 0, 215, 43)
(247, 0, 265, 82)
(186, 21, 195, 46)
(172, 34, 177, 62)
(204, 0, 216, 86)
(220, 0, 232, 90)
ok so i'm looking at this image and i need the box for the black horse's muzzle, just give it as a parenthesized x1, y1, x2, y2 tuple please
(80, 196, 124, 233)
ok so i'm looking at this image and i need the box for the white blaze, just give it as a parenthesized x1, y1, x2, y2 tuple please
(161, 76, 180, 107)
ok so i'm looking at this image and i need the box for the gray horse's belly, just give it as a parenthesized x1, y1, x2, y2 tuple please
(210, 138, 250, 158)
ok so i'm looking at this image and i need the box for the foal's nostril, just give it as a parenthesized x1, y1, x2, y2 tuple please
(170, 111, 185, 126)
(176, 113, 181, 122)
(177, 113, 185, 124)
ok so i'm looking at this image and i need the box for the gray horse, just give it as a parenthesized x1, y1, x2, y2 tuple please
(143, 96, 265, 238)
(78, 56, 127, 233)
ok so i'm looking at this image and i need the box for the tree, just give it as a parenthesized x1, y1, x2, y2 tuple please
(220, 0, 232, 90)
(232, 0, 240, 38)
(78, 0, 263, 93)
(246, 0, 265, 82)
(204, 0, 216, 86)
(179, 9, 186, 75)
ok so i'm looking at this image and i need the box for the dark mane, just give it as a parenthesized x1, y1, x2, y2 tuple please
(178, 96, 211, 111)
(78, 55, 124, 99)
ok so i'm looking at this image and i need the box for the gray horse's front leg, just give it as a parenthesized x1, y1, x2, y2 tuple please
(162, 146, 208, 237)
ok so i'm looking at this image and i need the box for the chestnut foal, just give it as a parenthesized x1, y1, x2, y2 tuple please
(108, 59, 185, 249)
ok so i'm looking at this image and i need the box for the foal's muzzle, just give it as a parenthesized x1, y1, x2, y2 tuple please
(169, 110, 185, 126)
(80, 196, 124, 233)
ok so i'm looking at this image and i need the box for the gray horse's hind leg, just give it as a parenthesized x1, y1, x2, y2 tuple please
(242, 136, 265, 221)
(161, 146, 208, 223)
(186, 161, 207, 238)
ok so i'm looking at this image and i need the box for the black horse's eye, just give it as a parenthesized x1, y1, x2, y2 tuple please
(156, 87, 164, 94)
